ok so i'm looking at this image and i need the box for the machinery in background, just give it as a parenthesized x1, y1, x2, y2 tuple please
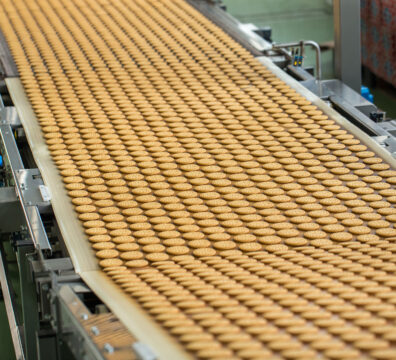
(201, 0, 396, 158)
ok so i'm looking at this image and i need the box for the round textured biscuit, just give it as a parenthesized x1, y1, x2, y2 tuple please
(92, 242, 115, 250)
(116, 243, 139, 251)
(213, 241, 236, 250)
(167, 246, 190, 255)
(143, 244, 165, 253)
(146, 252, 169, 262)
(68, 190, 89, 198)
(125, 260, 149, 268)
(79, 212, 100, 221)
(238, 242, 262, 252)
(193, 248, 217, 257)
(120, 251, 143, 260)
(330, 232, 353, 242)
(99, 259, 123, 268)
(376, 228, 396, 237)
(284, 237, 308, 246)
(96, 249, 119, 259)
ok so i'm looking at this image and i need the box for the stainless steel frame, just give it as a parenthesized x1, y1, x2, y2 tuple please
(272, 40, 322, 80)
(333, 0, 362, 92)
(0, 122, 51, 252)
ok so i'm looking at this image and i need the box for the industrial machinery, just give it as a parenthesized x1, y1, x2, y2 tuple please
(0, 0, 395, 359)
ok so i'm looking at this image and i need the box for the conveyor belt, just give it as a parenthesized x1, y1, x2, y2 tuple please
(1, 0, 396, 359)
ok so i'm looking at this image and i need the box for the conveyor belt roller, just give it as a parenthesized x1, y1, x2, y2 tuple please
(1, 0, 396, 358)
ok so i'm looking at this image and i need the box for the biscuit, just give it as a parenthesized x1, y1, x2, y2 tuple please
(213, 241, 236, 250)
(92, 242, 115, 250)
(143, 244, 165, 253)
(284, 237, 308, 246)
(125, 260, 149, 268)
(330, 232, 353, 242)
(89, 234, 111, 243)
(120, 251, 143, 260)
(99, 259, 123, 268)
(166, 246, 190, 255)
(96, 249, 119, 259)
(238, 243, 262, 252)
(78, 212, 100, 221)
(116, 243, 139, 251)
(193, 248, 216, 257)
(146, 252, 169, 262)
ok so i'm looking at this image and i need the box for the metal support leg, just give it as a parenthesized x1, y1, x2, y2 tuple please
(271, 41, 322, 80)
(333, 0, 362, 92)
(0, 248, 24, 360)
(17, 246, 39, 360)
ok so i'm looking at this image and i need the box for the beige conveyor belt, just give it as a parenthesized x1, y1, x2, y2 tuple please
(1, 0, 396, 359)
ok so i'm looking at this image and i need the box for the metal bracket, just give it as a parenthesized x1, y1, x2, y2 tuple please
(57, 286, 104, 360)
(372, 136, 396, 157)
(329, 94, 389, 137)
(0, 187, 24, 233)
(56, 285, 139, 360)
(0, 106, 21, 127)
(15, 169, 51, 207)
(271, 40, 322, 80)
(0, 124, 51, 252)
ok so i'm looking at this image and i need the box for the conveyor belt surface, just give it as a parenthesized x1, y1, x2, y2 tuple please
(1, 0, 396, 359)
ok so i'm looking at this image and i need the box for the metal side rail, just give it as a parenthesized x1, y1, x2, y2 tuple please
(56, 285, 151, 360)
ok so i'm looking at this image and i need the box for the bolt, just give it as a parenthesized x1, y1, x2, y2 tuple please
(104, 343, 114, 354)
(80, 313, 88, 320)
(91, 326, 100, 336)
